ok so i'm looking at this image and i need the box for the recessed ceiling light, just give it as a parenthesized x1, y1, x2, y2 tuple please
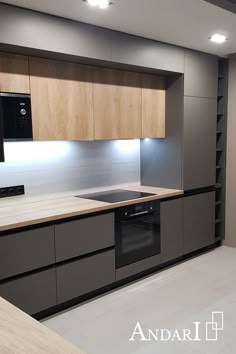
(210, 34, 227, 44)
(84, 0, 113, 9)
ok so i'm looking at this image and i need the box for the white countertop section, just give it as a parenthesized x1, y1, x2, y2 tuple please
(0, 184, 183, 232)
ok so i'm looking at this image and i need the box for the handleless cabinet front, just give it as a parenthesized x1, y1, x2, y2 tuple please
(160, 198, 184, 263)
(111, 31, 185, 73)
(183, 192, 215, 254)
(0, 269, 57, 315)
(55, 213, 114, 262)
(183, 97, 216, 190)
(0, 226, 55, 281)
(184, 50, 218, 98)
(56, 250, 115, 304)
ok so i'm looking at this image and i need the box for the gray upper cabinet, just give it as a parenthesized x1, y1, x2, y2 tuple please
(111, 31, 185, 73)
(183, 192, 215, 254)
(184, 50, 218, 98)
(183, 96, 216, 190)
(0, 226, 55, 281)
(0, 3, 111, 62)
(160, 198, 184, 263)
(55, 213, 114, 262)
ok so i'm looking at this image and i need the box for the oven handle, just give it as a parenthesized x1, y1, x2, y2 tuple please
(129, 211, 149, 217)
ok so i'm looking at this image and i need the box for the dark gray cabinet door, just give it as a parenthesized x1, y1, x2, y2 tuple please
(183, 192, 215, 254)
(55, 213, 114, 262)
(56, 250, 115, 304)
(184, 49, 218, 98)
(183, 97, 216, 190)
(0, 226, 55, 281)
(0, 3, 111, 62)
(160, 198, 184, 263)
(0, 269, 57, 315)
(111, 31, 185, 73)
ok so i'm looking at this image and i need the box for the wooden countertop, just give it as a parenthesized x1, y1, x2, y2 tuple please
(0, 185, 183, 232)
(0, 297, 85, 354)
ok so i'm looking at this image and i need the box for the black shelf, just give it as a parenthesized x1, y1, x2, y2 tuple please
(215, 218, 223, 224)
(215, 58, 228, 241)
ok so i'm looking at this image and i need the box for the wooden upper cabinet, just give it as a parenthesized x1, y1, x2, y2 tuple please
(93, 68, 142, 140)
(141, 74, 166, 138)
(29, 57, 94, 141)
(0, 52, 30, 94)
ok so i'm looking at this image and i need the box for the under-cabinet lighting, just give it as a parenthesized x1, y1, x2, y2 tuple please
(210, 34, 227, 44)
(115, 139, 140, 153)
(84, 0, 112, 9)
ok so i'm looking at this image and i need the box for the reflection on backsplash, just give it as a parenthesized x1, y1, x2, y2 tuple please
(0, 140, 140, 197)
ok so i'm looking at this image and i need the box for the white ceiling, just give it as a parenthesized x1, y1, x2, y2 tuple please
(1, 0, 236, 56)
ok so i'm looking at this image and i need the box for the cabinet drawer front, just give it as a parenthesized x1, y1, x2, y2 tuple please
(55, 213, 114, 262)
(56, 250, 115, 304)
(0, 269, 57, 315)
(0, 226, 55, 281)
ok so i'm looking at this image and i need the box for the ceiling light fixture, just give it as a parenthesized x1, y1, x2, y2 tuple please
(84, 0, 112, 9)
(210, 33, 227, 44)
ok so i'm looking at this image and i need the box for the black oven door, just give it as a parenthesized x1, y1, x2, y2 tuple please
(115, 210, 161, 269)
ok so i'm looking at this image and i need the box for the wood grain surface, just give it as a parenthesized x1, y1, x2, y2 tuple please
(0, 186, 183, 232)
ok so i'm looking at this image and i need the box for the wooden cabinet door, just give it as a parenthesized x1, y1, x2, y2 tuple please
(29, 57, 94, 140)
(142, 74, 166, 138)
(93, 67, 142, 140)
(0, 52, 30, 94)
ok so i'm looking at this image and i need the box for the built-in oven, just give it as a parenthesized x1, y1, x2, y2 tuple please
(115, 200, 161, 269)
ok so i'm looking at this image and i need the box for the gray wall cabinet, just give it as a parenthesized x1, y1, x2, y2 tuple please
(0, 226, 55, 281)
(184, 50, 218, 98)
(56, 250, 115, 304)
(55, 213, 114, 262)
(183, 192, 215, 254)
(0, 3, 111, 62)
(160, 199, 184, 263)
(111, 31, 185, 73)
(0, 269, 57, 315)
(183, 97, 217, 190)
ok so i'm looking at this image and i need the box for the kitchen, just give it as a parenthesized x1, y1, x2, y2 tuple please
(0, 0, 235, 353)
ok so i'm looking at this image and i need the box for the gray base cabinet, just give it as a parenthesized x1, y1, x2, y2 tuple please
(183, 192, 215, 254)
(56, 250, 115, 304)
(0, 269, 57, 315)
(55, 213, 114, 262)
(0, 226, 55, 281)
(160, 199, 184, 263)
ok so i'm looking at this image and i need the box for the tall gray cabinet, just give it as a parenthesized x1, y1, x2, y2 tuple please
(183, 50, 218, 191)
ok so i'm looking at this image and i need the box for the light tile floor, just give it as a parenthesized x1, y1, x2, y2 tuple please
(43, 246, 236, 354)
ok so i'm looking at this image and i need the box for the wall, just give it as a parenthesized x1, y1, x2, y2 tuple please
(225, 56, 236, 247)
(0, 140, 140, 199)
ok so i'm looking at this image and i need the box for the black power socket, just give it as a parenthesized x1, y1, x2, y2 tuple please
(0, 185, 25, 198)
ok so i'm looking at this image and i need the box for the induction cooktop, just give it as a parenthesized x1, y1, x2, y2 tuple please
(77, 189, 156, 203)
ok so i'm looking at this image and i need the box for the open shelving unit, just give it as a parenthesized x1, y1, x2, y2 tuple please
(215, 58, 228, 242)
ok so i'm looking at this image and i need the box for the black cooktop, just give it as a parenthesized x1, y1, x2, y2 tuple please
(77, 189, 156, 203)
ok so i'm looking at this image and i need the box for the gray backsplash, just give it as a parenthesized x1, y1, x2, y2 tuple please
(0, 140, 140, 198)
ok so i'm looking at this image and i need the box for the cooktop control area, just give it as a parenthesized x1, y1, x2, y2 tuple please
(77, 189, 156, 203)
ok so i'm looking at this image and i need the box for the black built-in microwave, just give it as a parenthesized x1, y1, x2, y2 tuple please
(0, 93, 33, 162)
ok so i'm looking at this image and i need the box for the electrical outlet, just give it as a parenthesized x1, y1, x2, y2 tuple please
(0, 185, 25, 198)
